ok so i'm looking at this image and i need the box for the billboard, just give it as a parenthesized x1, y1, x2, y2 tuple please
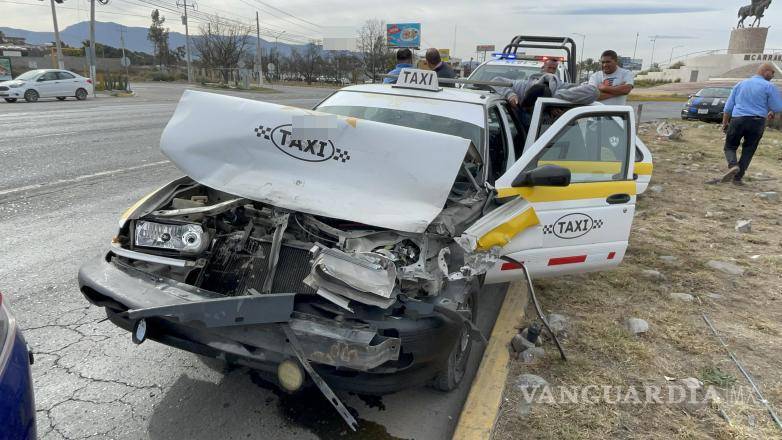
(476, 45, 495, 52)
(387, 23, 421, 48)
(0, 57, 11, 80)
(619, 57, 643, 71)
(439, 48, 450, 62)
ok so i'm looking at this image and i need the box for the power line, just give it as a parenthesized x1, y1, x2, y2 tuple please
(250, 0, 322, 31)
(0, 0, 150, 19)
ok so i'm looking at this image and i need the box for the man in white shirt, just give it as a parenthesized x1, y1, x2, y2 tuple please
(589, 50, 634, 105)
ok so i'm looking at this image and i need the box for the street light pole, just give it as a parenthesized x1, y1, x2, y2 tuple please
(572, 32, 585, 79)
(49, 0, 64, 69)
(649, 36, 658, 70)
(274, 30, 285, 81)
(669, 45, 684, 66)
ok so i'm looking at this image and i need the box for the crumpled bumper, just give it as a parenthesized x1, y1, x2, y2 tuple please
(78, 255, 402, 372)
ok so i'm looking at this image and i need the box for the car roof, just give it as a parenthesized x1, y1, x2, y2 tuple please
(337, 84, 496, 106)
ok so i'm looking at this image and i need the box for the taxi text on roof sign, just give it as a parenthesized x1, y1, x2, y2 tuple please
(393, 68, 439, 91)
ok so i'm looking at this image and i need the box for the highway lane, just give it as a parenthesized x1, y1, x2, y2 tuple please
(0, 83, 507, 440)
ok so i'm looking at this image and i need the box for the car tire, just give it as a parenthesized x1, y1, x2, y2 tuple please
(430, 285, 479, 392)
(56, 97, 66, 101)
(4, 98, 16, 103)
(24, 89, 39, 103)
(75, 88, 88, 100)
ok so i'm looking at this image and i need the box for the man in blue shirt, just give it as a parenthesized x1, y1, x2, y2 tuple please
(383, 48, 414, 84)
(718, 63, 782, 184)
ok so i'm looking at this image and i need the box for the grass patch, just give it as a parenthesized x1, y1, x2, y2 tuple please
(493, 120, 782, 440)
(700, 366, 737, 387)
(196, 83, 279, 94)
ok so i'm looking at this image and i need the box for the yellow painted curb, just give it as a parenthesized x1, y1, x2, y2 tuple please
(453, 282, 529, 440)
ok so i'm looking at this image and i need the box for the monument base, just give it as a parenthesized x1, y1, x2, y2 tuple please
(728, 27, 768, 54)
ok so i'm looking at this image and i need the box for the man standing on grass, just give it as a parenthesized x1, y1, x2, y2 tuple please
(715, 63, 782, 185)
(589, 50, 634, 105)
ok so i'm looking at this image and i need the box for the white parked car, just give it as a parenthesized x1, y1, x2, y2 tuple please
(0, 69, 93, 103)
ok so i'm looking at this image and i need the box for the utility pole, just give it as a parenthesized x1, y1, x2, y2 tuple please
(256, 11, 264, 86)
(120, 26, 130, 91)
(632, 32, 639, 60)
(49, 0, 64, 69)
(177, 0, 196, 83)
(89, 0, 96, 96)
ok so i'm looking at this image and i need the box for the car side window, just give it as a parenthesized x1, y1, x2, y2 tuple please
(57, 72, 75, 80)
(41, 72, 59, 81)
(525, 113, 630, 183)
(487, 106, 509, 183)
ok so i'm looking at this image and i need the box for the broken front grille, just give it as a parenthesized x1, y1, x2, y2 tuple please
(196, 238, 315, 296)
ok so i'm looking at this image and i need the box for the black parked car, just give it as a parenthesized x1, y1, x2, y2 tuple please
(681, 87, 734, 122)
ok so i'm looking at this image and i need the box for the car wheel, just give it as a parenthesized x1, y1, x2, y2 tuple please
(56, 97, 66, 101)
(24, 89, 39, 103)
(4, 98, 16, 103)
(431, 285, 478, 392)
(75, 88, 88, 100)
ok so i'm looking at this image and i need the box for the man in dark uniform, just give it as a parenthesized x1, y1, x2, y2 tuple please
(425, 48, 456, 87)
(716, 63, 782, 185)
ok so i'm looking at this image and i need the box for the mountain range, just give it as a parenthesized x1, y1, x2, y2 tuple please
(1, 21, 304, 55)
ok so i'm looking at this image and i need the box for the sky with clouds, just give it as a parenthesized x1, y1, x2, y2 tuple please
(2, 0, 781, 68)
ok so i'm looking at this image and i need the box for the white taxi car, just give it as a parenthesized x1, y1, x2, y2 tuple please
(0, 69, 93, 103)
(77, 69, 653, 411)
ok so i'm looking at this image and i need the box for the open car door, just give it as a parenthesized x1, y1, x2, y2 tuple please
(461, 105, 638, 282)
(525, 98, 653, 195)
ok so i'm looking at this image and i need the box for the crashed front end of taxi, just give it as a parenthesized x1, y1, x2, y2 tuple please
(78, 91, 498, 395)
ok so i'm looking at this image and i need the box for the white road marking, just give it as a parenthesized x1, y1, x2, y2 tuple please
(0, 160, 171, 197)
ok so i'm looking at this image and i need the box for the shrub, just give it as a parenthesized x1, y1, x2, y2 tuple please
(150, 72, 175, 82)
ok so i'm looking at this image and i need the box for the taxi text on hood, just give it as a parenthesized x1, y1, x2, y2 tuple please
(160, 90, 471, 233)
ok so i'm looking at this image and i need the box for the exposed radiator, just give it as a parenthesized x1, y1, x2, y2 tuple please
(197, 238, 315, 296)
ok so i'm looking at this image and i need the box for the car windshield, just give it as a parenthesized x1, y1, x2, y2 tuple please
(470, 64, 542, 81)
(316, 91, 485, 148)
(696, 88, 732, 98)
(15, 70, 44, 81)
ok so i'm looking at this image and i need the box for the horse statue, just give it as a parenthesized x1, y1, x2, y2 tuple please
(738, 0, 772, 28)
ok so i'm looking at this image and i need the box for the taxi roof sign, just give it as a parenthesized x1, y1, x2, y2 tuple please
(393, 68, 439, 91)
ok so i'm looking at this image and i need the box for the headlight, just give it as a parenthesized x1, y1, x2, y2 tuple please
(8, 82, 23, 88)
(134, 221, 207, 255)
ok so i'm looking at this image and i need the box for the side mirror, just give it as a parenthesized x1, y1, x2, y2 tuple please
(37, 77, 45, 82)
(512, 164, 571, 187)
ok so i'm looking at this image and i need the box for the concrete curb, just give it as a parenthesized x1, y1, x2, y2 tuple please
(452, 282, 529, 440)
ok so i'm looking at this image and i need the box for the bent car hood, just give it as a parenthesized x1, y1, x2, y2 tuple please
(160, 90, 471, 233)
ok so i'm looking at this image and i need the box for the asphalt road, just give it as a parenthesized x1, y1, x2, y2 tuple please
(0, 82, 511, 440)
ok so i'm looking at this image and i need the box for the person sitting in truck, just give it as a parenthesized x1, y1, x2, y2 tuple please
(384, 49, 414, 84)
(541, 59, 559, 75)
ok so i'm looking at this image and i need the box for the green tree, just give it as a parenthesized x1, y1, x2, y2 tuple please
(148, 9, 170, 67)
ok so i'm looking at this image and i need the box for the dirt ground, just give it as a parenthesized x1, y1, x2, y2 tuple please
(494, 120, 782, 439)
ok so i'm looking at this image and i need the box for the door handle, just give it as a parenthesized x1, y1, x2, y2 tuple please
(606, 193, 631, 204)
